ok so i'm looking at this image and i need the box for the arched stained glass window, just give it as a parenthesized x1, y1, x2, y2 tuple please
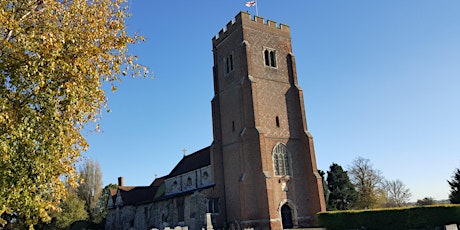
(273, 143, 291, 176)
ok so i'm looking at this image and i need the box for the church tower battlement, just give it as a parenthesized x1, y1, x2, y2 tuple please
(212, 11, 290, 45)
(210, 11, 326, 229)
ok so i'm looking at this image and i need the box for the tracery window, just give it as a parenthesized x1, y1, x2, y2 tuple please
(273, 143, 291, 176)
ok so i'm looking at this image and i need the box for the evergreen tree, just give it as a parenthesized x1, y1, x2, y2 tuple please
(326, 163, 358, 210)
(95, 183, 118, 223)
(318, 170, 330, 206)
(448, 167, 460, 204)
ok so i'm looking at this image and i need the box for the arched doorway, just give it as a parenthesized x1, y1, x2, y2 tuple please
(281, 204, 293, 229)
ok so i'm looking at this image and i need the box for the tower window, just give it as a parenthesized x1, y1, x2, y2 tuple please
(273, 143, 291, 176)
(270, 51, 276, 67)
(225, 54, 234, 74)
(232, 121, 235, 132)
(276, 116, 280, 127)
(264, 49, 277, 67)
(264, 50, 270, 66)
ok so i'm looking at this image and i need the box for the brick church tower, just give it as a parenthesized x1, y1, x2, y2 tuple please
(210, 12, 326, 229)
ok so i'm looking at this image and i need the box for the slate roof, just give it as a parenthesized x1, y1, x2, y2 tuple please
(109, 146, 211, 208)
(118, 186, 155, 205)
(168, 146, 211, 177)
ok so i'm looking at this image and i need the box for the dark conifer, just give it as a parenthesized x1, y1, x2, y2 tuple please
(448, 167, 460, 204)
(326, 163, 358, 210)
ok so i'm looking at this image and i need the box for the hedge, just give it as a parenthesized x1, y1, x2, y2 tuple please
(318, 205, 460, 230)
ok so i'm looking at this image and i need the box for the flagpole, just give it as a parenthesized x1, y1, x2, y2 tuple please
(245, 1, 258, 15)
(255, 0, 259, 16)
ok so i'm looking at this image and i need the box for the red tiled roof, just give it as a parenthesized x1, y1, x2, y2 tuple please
(150, 176, 166, 187)
(109, 188, 118, 197)
(119, 186, 136, 192)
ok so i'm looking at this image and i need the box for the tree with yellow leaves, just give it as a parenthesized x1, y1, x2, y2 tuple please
(0, 0, 148, 228)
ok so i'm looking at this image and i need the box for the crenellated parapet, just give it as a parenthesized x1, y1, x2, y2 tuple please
(212, 11, 290, 46)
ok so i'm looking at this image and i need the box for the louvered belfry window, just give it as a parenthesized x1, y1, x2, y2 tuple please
(264, 49, 277, 68)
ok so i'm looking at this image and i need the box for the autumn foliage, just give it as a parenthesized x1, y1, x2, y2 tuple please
(0, 0, 147, 228)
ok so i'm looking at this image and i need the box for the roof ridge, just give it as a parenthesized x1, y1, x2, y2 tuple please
(167, 146, 211, 177)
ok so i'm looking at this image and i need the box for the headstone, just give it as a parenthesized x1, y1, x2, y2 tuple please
(173, 226, 188, 230)
(205, 213, 213, 230)
(444, 224, 457, 230)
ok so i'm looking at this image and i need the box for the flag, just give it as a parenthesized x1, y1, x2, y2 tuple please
(245, 1, 256, 7)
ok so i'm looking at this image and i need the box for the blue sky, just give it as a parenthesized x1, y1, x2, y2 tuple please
(84, 1, 460, 201)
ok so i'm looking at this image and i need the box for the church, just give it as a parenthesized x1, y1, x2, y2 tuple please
(105, 11, 326, 230)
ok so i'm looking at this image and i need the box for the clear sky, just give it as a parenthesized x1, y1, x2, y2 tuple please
(84, 0, 460, 202)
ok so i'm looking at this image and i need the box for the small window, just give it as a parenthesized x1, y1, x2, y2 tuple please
(264, 50, 270, 66)
(208, 198, 219, 214)
(225, 54, 234, 74)
(276, 116, 280, 127)
(171, 180, 179, 192)
(270, 51, 276, 67)
(232, 121, 235, 132)
(230, 55, 233, 70)
(264, 49, 277, 67)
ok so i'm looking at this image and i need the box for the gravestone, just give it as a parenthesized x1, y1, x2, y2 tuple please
(444, 224, 457, 230)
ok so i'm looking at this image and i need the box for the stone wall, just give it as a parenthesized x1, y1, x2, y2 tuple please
(165, 166, 213, 195)
(106, 190, 213, 230)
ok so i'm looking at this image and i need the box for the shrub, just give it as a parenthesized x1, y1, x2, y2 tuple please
(318, 205, 460, 230)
